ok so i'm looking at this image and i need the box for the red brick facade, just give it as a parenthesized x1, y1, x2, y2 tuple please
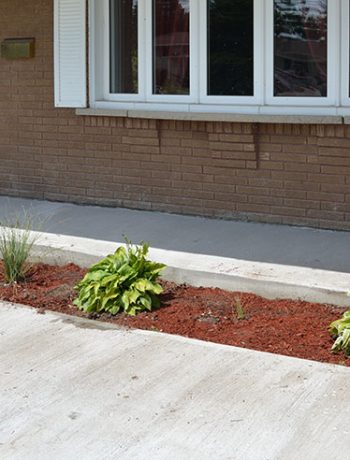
(1, 0, 350, 230)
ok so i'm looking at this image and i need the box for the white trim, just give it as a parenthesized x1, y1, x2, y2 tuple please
(90, 0, 107, 102)
(138, 0, 147, 101)
(103, 0, 109, 100)
(341, 0, 350, 106)
(53, 0, 60, 105)
(144, 0, 153, 101)
(88, 0, 95, 104)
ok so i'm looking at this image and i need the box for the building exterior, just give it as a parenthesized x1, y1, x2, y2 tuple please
(1, 0, 350, 230)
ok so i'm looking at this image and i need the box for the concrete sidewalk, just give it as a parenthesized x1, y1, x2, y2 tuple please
(0, 196, 350, 273)
(1, 303, 349, 460)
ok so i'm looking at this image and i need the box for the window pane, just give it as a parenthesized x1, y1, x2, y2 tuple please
(153, 0, 190, 95)
(274, 0, 327, 97)
(208, 0, 254, 96)
(110, 0, 138, 94)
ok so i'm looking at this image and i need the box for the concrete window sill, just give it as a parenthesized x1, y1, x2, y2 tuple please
(75, 108, 346, 125)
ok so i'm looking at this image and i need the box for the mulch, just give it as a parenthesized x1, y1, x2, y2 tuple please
(0, 262, 348, 366)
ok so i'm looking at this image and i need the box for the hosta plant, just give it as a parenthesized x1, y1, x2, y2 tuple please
(329, 310, 350, 357)
(73, 242, 166, 316)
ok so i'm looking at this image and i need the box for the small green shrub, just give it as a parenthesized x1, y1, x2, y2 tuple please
(0, 218, 37, 284)
(73, 242, 166, 316)
(329, 310, 350, 357)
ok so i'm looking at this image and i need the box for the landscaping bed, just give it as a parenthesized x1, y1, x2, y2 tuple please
(0, 261, 348, 366)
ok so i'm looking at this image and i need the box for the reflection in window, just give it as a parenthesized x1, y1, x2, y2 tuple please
(208, 0, 254, 96)
(274, 0, 327, 97)
(110, 0, 138, 94)
(153, 0, 190, 95)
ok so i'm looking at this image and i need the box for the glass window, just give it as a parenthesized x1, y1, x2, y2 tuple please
(110, 0, 138, 94)
(207, 0, 254, 96)
(102, 0, 344, 110)
(274, 0, 328, 97)
(153, 0, 190, 95)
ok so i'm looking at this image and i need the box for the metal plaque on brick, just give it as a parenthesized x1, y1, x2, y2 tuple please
(1, 38, 35, 59)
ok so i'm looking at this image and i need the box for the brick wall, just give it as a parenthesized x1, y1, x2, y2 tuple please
(0, 0, 350, 230)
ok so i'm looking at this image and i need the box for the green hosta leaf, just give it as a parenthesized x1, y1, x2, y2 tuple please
(332, 336, 343, 353)
(128, 289, 141, 304)
(139, 293, 152, 310)
(110, 302, 122, 315)
(100, 274, 119, 286)
(80, 270, 108, 283)
(132, 279, 163, 295)
(117, 262, 132, 276)
(127, 306, 139, 316)
(329, 310, 350, 357)
(150, 282, 163, 295)
(132, 279, 149, 293)
(121, 291, 130, 310)
(101, 292, 120, 310)
(330, 317, 350, 335)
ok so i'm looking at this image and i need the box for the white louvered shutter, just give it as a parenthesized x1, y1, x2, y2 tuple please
(54, 0, 87, 108)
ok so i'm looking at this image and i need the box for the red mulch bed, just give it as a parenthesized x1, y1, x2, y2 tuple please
(0, 262, 348, 366)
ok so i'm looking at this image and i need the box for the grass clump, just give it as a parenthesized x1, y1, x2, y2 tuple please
(74, 241, 166, 316)
(0, 217, 38, 284)
(233, 296, 246, 321)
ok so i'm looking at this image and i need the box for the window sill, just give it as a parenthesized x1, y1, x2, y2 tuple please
(75, 108, 345, 125)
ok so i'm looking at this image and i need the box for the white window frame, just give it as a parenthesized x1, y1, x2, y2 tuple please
(199, 0, 264, 106)
(89, 0, 350, 115)
(101, 0, 146, 102)
(341, 0, 350, 108)
(265, 0, 338, 107)
(145, 0, 199, 104)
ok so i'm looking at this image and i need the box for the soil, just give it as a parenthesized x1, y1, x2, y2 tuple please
(0, 262, 348, 366)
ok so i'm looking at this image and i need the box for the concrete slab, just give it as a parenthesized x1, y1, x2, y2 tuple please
(1, 196, 350, 273)
(1, 302, 349, 460)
